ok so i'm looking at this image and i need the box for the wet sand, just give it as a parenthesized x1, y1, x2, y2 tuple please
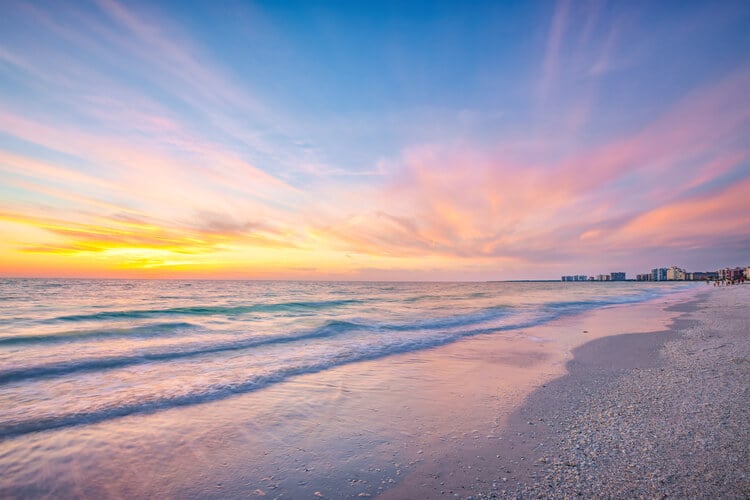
(383, 285, 749, 499)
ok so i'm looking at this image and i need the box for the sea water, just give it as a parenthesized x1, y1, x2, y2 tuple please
(0, 279, 698, 496)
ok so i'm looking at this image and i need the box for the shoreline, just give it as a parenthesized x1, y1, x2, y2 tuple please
(383, 286, 749, 498)
(2, 284, 729, 499)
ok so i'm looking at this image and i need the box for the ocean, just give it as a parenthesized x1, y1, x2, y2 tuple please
(0, 279, 699, 497)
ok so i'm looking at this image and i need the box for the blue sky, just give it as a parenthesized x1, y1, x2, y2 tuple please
(0, 0, 748, 279)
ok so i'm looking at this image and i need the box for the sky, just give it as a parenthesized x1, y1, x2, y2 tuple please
(0, 0, 749, 280)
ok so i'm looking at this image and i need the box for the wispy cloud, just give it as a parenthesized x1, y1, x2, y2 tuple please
(539, 0, 572, 101)
(1, 0, 748, 278)
(316, 65, 750, 272)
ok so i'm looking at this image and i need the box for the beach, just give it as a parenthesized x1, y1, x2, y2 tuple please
(1, 281, 747, 498)
(508, 284, 750, 499)
(3, 0, 749, 497)
(385, 285, 750, 499)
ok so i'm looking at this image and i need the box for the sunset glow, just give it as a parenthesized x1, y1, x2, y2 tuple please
(1, 1, 748, 280)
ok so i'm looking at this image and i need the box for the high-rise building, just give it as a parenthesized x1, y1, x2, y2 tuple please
(651, 268, 668, 281)
(666, 266, 685, 280)
(562, 275, 591, 282)
(721, 267, 745, 281)
(610, 272, 626, 281)
(689, 271, 719, 281)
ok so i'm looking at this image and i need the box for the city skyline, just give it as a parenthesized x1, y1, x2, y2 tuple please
(1, 1, 749, 280)
(563, 264, 749, 282)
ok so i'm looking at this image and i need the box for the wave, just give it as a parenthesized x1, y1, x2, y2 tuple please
(0, 298, 640, 440)
(400, 294, 443, 303)
(542, 291, 664, 313)
(0, 322, 197, 346)
(0, 319, 522, 440)
(0, 305, 517, 384)
(399, 291, 486, 303)
(0, 294, 661, 385)
(47, 299, 363, 322)
(389, 306, 510, 331)
(0, 288, 676, 385)
(0, 288, 684, 438)
(0, 320, 366, 385)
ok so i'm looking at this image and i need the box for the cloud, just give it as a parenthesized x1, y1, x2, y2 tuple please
(1, 0, 747, 279)
(315, 65, 750, 271)
(539, 0, 572, 100)
(614, 178, 750, 248)
(0, 203, 302, 264)
(555, 68, 750, 193)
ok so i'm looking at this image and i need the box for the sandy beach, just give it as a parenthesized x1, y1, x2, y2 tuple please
(385, 285, 750, 499)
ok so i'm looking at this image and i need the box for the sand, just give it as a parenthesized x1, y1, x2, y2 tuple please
(381, 285, 749, 499)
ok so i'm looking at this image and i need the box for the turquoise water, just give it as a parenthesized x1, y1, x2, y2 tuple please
(0, 279, 698, 496)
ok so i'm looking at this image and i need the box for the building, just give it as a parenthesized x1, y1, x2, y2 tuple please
(666, 266, 686, 281)
(689, 271, 719, 281)
(562, 275, 591, 282)
(651, 268, 668, 281)
(636, 273, 651, 281)
(610, 272, 626, 281)
(719, 267, 745, 281)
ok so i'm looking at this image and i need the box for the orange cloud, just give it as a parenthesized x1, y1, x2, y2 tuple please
(0, 207, 301, 264)
(616, 178, 750, 247)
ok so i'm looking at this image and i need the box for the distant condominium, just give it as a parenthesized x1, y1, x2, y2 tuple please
(718, 267, 746, 281)
(562, 272, 626, 282)
(561, 275, 589, 282)
(652, 268, 668, 281)
(563, 265, 748, 283)
(638, 267, 689, 281)
(635, 265, 747, 281)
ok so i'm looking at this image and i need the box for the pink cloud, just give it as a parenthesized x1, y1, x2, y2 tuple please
(6, 0, 296, 173)
(553, 67, 750, 194)
(614, 178, 750, 248)
(317, 66, 750, 269)
(93, 0, 265, 113)
(0, 108, 296, 213)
